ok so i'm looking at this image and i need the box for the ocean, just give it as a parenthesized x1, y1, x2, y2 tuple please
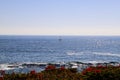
(0, 36, 120, 73)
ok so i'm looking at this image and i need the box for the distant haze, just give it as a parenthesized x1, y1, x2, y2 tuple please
(0, 0, 120, 35)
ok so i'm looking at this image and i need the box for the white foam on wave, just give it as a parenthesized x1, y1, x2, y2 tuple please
(66, 51, 84, 56)
(86, 60, 107, 64)
(66, 51, 120, 57)
(0, 64, 14, 70)
(0, 63, 23, 70)
(93, 52, 120, 57)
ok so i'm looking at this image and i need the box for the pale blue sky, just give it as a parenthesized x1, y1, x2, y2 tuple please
(0, 0, 120, 35)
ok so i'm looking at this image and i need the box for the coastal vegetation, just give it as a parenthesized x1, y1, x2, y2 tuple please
(1, 65, 120, 80)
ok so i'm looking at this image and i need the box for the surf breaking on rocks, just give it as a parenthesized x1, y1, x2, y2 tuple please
(0, 61, 120, 74)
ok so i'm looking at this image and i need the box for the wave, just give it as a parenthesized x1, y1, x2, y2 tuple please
(66, 51, 120, 57)
(0, 63, 22, 70)
(86, 60, 107, 64)
(93, 52, 120, 57)
(66, 51, 84, 56)
(0, 62, 62, 71)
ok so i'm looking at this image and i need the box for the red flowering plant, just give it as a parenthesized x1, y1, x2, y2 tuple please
(82, 66, 101, 75)
(45, 65, 56, 71)
(2, 65, 120, 80)
(60, 66, 65, 70)
(30, 70, 36, 75)
(81, 65, 120, 80)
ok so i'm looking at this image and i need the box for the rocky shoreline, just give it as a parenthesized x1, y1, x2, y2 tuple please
(0, 61, 120, 74)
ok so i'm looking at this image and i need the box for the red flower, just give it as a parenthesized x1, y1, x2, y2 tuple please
(95, 70, 101, 73)
(45, 65, 56, 70)
(30, 70, 36, 75)
(82, 67, 93, 75)
(86, 67, 93, 72)
(60, 66, 65, 70)
(82, 71, 87, 75)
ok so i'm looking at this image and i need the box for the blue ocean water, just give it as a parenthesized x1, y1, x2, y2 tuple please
(0, 36, 120, 64)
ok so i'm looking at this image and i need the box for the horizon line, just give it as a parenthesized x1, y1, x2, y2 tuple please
(0, 34, 120, 37)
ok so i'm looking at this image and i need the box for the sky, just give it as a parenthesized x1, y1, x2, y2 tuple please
(0, 0, 120, 35)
